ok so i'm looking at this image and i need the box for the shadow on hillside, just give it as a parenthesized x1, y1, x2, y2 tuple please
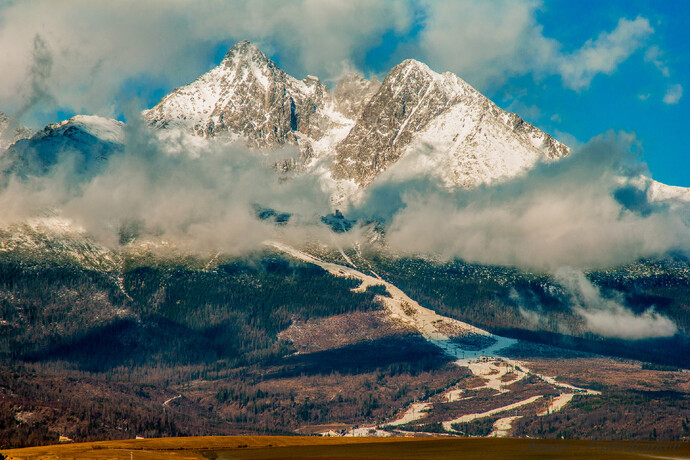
(264, 334, 452, 379)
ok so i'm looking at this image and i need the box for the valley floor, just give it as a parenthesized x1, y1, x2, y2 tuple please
(3, 435, 689, 460)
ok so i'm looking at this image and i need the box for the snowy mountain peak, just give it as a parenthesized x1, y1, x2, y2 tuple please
(4, 115, 124, 178)
(220, 40, 276, 81)
(46, 115, 125, 144)
(143, 41, 334, 161)
(333, 55, 569, 188)
(394, 58, 435, 75)
(222, 39, 263, 61)
(144, 40, 569, 192)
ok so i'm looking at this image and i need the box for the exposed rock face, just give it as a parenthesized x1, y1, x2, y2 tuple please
(143, 40, 333, 161)
(144, 41, 570, 191)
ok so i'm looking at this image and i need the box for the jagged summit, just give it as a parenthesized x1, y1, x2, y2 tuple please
(143, 41, 333, 161)
(333, 55, 569, 187)
(222, 40, 265, 62)
(220, 40, 277, 86)
(144, 40, 570, 193)
(395, 58, 435, 74)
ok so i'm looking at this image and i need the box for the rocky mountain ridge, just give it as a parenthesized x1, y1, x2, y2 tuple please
(143, 41, 570, 191)
(143, 40, 336, 163)
(1, 41, 687, 211)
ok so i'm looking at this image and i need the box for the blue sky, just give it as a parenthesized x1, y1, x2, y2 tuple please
(0, 0, 687, 186)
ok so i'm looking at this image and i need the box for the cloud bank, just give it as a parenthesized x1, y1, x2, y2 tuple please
(0, 116, 343, 255)
(356, 132, 690, 271)
(0, 0, 412, 125)
(0, 119, 686, 341)
(7, 118, 688, 274)
(413, 3, 653, 90)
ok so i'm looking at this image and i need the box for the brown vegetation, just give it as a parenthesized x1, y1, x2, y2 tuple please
(278, 310, 413, 353)
(3, 436, 690, 460)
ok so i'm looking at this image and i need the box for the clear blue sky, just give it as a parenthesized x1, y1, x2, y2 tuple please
(1, 0, 687, 186)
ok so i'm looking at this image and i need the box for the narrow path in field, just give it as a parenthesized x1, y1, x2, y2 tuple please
(441, 395, 543, 431)
(163, 394, 182, 407)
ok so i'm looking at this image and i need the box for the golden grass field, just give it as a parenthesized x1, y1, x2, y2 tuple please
(3, 436, 690, 460)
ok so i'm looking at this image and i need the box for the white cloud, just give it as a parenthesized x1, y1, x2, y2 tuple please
(0, 0, 412, 126)
(0, 117, 343, 254)
(555, 17, 653, 90)
(644, 45, 670, 77)
(362, 132, 690, 271)
(411, 0, 556, 88)
(663, 84, 683, 105)
(409, 3, 653, 91)
(0, 1, 665, 126)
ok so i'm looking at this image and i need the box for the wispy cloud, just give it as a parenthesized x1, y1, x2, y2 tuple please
(663, 84, 683, 105)
(15, 35, 55, 119)
(555, 17, 653, 90)
(0, 115, 343, 254)
(554, 267, 677, 339)
(644, 45, 670, 77)
(408, 3, 653, 91)
(0, 0, 413, 125)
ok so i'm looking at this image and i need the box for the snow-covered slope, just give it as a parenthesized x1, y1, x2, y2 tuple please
(624, 175, 690, 209)
(0, 112, 33, 152)
(333, 59, 569, 188)
(4, 115, 124, 178)
(646, 179, 690, 204)
(0, 216, 118, 272)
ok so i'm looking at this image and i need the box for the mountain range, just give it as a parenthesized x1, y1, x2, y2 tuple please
(3, 40, 687, 209)
(0, 41, 689, 446)
(1, 41, 572, 197)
